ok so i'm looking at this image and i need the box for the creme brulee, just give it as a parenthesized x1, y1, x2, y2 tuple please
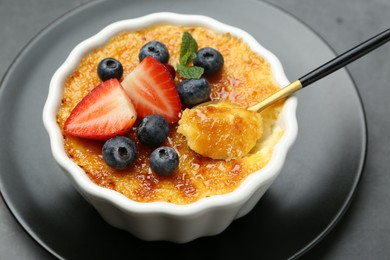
(178, 102, 264, 160)
(57, 24, 284, 204)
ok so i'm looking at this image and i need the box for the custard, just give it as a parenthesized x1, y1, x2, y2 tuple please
(178, 102, 263, 160)
(57, 24, 284, 204)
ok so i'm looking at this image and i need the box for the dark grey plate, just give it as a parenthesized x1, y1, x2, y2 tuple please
(0, 0, 366, 259)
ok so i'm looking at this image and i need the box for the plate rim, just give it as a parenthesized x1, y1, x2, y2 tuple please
(260, 0, 368, 258)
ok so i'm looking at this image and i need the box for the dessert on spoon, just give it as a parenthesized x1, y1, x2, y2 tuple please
(179, 28, 390, 160)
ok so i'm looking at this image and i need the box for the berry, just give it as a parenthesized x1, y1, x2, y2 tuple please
(137, 114, 170, 147)
(163, 63, 176, 79)
(177, 78, 211, 107)
(64, 78, 137, 140)
(97, 58, 123, 81)
(149, 147, 179, 176)
(193, 47, 224, 75)
(102, 136, 137, 170)
(139, 41, 169, 63)
(121, 56, 182, 123)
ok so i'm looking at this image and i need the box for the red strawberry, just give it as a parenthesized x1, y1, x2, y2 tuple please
(121, 56, 181, 123)
(64, 78, 137, 140)
(163, 63, 176, 79)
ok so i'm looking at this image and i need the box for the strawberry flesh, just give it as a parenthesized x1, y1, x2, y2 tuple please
(64, 78, 137, 140)
(121, 56, 181, 123)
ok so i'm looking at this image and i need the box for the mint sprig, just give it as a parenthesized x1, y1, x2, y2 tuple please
(177, 64, 204, 79)
(179, 32, 198, 65)
(177, 32, 204, 79)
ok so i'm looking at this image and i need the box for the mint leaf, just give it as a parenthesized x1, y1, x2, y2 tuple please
(180, 52, 197, 67)
(179, 32, 198, 66)
(177, 64, 204, 79)
(177, 32, 205, 79)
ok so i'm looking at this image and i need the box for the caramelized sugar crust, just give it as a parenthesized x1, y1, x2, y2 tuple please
(57, 25, 284, 204)
(178, 102, 264, 160)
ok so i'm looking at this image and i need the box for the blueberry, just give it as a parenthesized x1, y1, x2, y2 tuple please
(102, 136, 137, 170)
(97, 58, 123, 81)
(177, 78, 211, 107)
(149, 147, 179, 176)
(137, 114, 170, 147)
(139, 41, 169, 63)
(193, 47, 224, 75)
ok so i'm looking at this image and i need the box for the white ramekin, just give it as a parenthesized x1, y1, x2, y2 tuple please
(42, 12, 298, 243)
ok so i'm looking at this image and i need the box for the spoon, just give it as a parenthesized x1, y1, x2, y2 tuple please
(180, 28, 390, 160)
(246, 28, 390, 112)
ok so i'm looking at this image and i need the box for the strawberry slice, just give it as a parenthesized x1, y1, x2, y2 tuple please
(121, 56, 181, 123)
(64, 78, 137, 140)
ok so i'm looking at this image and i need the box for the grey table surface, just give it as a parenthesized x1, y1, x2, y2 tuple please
(0, 0, 389, 259)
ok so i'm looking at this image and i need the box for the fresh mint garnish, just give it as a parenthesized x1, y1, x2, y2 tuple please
(180, 52, 197, 68)
(180, 32, 198, 65)
(177, 32, 204, 79)
(177, 64, 204, 79)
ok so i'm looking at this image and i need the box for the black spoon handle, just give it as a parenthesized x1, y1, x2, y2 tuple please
(299, 28, 390, 87)
(248, 28, 390, 112)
